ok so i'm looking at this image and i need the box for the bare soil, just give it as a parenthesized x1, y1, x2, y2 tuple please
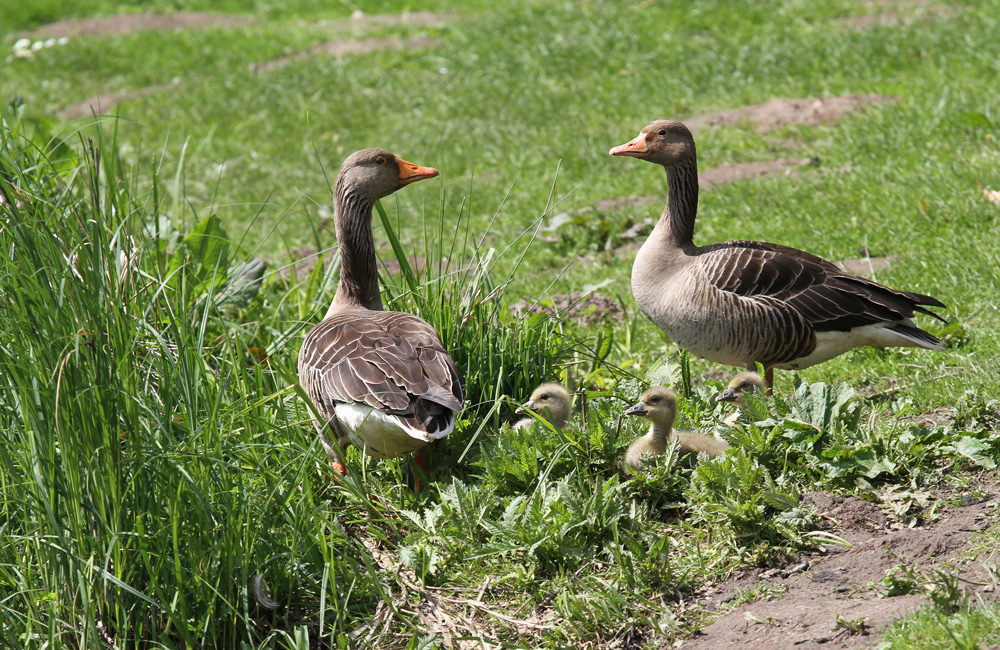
(835, 0, 959, 31)
(255, 36, 441, 72)
(595, 93, 897, 228)
(255, 10, 449, 71)
(509, 292, 625, 325)
(47, 10, 448, 119)
(58, 83, 176, 120)
(590, 159, 807, 215)
(22, 12, 254, 39)
(698, 158, 804, 189)
(679, 484, 999, 649)
(312, 10, 451, 29)
(686, 95, 896, 134)
(836, 255, 894, 277)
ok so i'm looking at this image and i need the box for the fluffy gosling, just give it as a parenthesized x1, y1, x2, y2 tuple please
(715, 371, 768, 408)
(514, 383, 572, 429)
(623, 387, 728, 470)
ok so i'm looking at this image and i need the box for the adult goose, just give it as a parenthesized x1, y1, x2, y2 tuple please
(514, 383, 572, 429)
(298, 149, 464, 488)
(609, 121, 947, 388)
(623, 387, 728, 470)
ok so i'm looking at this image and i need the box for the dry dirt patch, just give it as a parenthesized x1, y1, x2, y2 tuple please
(52, 9, 447, 119)
(590, 159, 806, 214)
(255, 36, 441, 72)
(682, 486, 998, 650)
(686, 95, 896, 134)
(510, 292, 625, 325)
(256, 10, 449, 71)
(312, 10, 449, 29)
(835, 0, 959, 30)
(588, 158, 808, 228)
(22, 12, 254, 39)
(698, 158, 804, 189)
(836, 255, 894, 277)
(593, 94, 893, 220)
(58, 83, 177, 120)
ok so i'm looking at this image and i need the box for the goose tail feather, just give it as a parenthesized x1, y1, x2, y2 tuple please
(889, 323, 945, 350)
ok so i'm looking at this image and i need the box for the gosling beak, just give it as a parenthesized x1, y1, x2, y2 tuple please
(609, 132, 649, 157)
(624, 400, 647, 417)
(397, 157, 439, 184)
(716, 388, 737, 403)
(515, 399, 535, 415)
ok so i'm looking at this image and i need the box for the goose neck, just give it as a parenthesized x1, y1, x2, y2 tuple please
(661, 158, 699, 246)
(647, 419, 673, 444)
(328, 184, 382, 314)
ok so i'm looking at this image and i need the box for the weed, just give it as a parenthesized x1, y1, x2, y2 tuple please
(833, 615, 869, 635)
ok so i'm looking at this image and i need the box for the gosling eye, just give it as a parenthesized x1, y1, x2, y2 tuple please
(540, 394, 550, 400)
(658, 128, 667, 136)
(740, 382, 750, 390)
(648, 396, 660, 404)
(375, 156, 387, 165)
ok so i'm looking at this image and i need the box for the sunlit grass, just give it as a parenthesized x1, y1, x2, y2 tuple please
(3, 0, 1000, 647)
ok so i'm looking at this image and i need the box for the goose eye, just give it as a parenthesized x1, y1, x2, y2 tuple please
(649, 397, 659, 404)
(658, 129, 667, 136)
(540, 394, 550, 400)
(740, 382, 749, 390)
(375, 156, 386, 165)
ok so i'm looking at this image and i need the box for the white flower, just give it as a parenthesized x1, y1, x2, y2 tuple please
(31, 41, 44, 52)
(13, 38, 32, 58)
(44, 38, 56, 48)
(57, 37, 69, 46)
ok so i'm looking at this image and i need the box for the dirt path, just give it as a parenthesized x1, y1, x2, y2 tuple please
(680, 486, 998, 649)
(685, 95, 895, 134)
(44, 10, 449, 120)
(21, 12, 254, 38)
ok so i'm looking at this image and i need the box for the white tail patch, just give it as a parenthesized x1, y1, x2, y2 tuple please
(336, 403, 452, 459)
(778, 322, 940, 370)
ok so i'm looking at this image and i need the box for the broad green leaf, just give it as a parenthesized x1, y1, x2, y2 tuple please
(167, 214, 231, 300)
(951, 437, 997, 469)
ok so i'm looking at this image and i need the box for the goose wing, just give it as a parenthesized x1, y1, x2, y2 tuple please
(694, 240, 946, 365)
(700, 239, 945, 332)
(299, 311, 464, 435)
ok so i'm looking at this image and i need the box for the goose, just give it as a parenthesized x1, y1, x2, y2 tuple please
(514, 383, 572, 429)
(609, 120, 947, 388)
(716, 371, 769, 426)
(623, 387, 728, 470)
(716, 371, 768, 409)
(298, 149, 464, 488)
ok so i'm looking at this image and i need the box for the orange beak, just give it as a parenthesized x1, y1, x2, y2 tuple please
(609, 133, 649, 157)
(397, 157, 439, 185)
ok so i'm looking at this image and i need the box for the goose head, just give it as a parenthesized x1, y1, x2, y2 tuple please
(715, 371, 767, 407)
(336, 148, 438, 200)
(609, 120, 695, 167)
(516, 383, 572, 427)
(624, 386, 677, 428)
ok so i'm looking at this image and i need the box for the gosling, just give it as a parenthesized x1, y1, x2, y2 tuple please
(715, 371, 768, 409)
(623, 387, 728, 470)
(514, 383, 572, 429)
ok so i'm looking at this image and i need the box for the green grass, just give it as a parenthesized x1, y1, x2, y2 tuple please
(878, 518, 1000, 650)
(880, 603, 1000, 650)
(3, 0, 1000, 647)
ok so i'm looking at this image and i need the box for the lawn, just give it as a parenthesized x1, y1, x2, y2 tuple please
(2, 0, 1000, 648)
